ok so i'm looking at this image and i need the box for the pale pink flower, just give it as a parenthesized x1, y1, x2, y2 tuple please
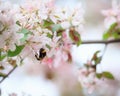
(78, 67, 96, 94)
(102, 6, 120, 28)
(61, 21, 71, 29)
(42, 57, 53, 68)
(0, 1, 21, 50)
(104, 17, 117, 29)
(46, 0, 55, 8)
(102, 8, 119, 17)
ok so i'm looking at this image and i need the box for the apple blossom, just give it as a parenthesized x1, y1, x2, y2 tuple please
(0, 0, 115, 95)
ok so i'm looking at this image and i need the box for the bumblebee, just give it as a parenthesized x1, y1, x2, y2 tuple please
(35, 48, 46, 60)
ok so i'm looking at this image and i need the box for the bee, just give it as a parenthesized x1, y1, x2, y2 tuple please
(35, 48, 46, 60)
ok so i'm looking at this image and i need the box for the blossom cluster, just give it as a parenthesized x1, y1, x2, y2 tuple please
(0, 0, 84, 77)
(102, 5, 120, 40)
(77, 51, 114, 93)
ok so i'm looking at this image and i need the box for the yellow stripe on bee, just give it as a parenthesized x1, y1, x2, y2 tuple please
(41, 50, 46, 53)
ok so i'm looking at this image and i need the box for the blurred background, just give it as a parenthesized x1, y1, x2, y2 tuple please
(1, 0, 120, 96)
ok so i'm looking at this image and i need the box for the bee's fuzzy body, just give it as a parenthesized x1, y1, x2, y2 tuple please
(35, 48, 46, 60)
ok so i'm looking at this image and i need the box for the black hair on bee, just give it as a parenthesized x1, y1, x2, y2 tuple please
(35, 48, 46, 60)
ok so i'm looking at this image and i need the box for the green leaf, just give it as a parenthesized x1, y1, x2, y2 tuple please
(91, 51, 101, 65)
(102, 71, 114, 79)
(109, 22, 117, 31)
(52, 24, 64, 36)
(46, 44, 51, 50)
(96, 72, 114, 80)
(20, 34, 28, 42)
(18, 28, 33, 42)
(103, 23, 118, 40)
(103, 32, 111, 40)
(0, 49, 6, 61)
(96, 73, 102, 79)
(52, 24, 63, 32)
(0, 54, 6, 61)
(43, 20, 54, 28)
(96, 57, 102, 65)
(57, 30, 63, 36)
(113, 32, 120, 39)
(0, 72, 6, 77)
(7, 44, 25, 57)
(19, 28, 33, 35)
(69, 29, 81, 46)
(47, 33, 53, 39)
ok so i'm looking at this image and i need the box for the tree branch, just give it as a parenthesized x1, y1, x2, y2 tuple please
(0, 65, 17, 84)
(81, 39, 120, 44)
(0, 39, 120, 84)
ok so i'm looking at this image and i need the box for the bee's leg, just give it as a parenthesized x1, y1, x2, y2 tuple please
(35, 53, 40, 60)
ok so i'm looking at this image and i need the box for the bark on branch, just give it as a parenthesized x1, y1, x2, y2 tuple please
(81, 39, 120, 44)
(0, 65, 17, 84)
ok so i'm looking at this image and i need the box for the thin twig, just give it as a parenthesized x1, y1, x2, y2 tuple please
(81, 39, 120, 44)
(0, 65, 17, 84)
(101, 44, 108, 59)
(99, 44, 108, 73)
